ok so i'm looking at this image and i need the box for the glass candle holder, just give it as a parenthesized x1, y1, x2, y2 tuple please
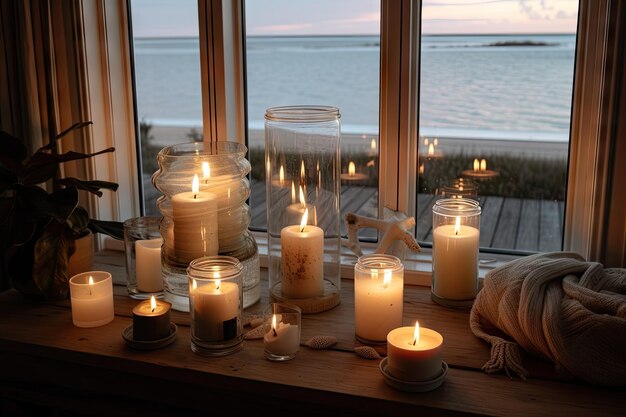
(440, 177, 478, 200)
(265, 105, 341, 314)
(263, 302, 302, 361)
(124, 216, 164, 300)
(152, 141, 260, 312)
(354, 254, 404, 344)
(187, 256, 244, 356)
(69, 271, 114, 328)
(431, 198, 481, 308)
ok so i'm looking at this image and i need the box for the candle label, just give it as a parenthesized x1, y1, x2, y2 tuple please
(223, 317, 237, 340)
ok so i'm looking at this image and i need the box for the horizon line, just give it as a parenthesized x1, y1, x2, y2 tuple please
(134, 32, 576, 40)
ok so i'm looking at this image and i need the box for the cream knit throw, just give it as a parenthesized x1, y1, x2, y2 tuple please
(469, 251, 626, 386)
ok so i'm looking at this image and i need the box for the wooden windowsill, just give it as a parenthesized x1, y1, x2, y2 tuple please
(0, 251, 623, 416)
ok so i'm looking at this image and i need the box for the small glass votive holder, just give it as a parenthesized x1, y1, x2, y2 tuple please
(124, 216, 164, 300)
(431, 198, 481, 308)
(354, 254, 404, 345)
(187, 256, 244, 356)
(263, 302, 301, 361)
(69, 271, 115, 328)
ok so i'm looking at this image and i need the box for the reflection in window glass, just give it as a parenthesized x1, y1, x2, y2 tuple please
(245, 0, 381, 239)
(417, 0, 579, 253)
(130, 0, 202, 215)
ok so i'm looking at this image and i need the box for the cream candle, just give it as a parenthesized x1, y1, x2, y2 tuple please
(171, 174, 218, 263)
(69, 271, 114, 328)
(135, 238, 163, 293)
(190, 276, 239, 341)
(280, 209, 324, 299)
(264, 314, 300, 357)
(387, 322, 443, 382)
(354, 254, 404, 343)
(132, 296, 171, 341)
(432, 216, 479, 300)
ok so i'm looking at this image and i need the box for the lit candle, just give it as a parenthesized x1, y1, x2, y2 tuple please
(473, 158, 480, 172)
(190, 274, 239, 341)
(69, 271, 115, 328)
(354, 258, 404, 343)
(171, 174, 218, 263)
(280, 208, 324, 298)
(434, 137, 439, 147)
(341, 161, 368, 182)
(432, 216, 479, 300)
(348, 161, 356, 176)
(135, 237, 163, 293)
(132, 296, 171, 341)
(480, 158, 487, 172)
(428, 143, 435, 156)
(387, 321, 443, 382)
(264, 313, 300, 357)
(286, 184, 314, 225)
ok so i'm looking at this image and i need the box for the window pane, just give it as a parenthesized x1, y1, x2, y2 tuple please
(245, 0, 381, 240)
(417, 0, 579, 253)
(130, 0, 202, 215)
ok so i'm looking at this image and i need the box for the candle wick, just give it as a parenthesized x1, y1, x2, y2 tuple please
(412, 338, 417, 346)
(152, 307, 155, 313)
(194, 193, 197, 199)
(273, 327, 277, 337)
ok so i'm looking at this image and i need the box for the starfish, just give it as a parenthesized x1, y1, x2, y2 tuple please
(344, 209, 421, 257)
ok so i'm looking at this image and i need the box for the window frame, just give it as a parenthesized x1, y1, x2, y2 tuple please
(85, 0, 625, 273)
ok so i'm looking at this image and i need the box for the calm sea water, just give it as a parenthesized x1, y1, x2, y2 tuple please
(133, 34, 576, 142)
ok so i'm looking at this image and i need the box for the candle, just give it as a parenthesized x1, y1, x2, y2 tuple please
(285, 184, 315, 225)
(473, 158, 480, 172)
(480, 158, 487, 172)
(190, 275, 239, 341)
(432, 216, 479, 300)
(280, 209, 324, 299)
(264, 313, 300, 358)
(340, 161, 368, 182)
(354, 254, 404, 343)
(69, 271, 114, 328)
(387, 322, 443, 382)
(171, 174, 218, 263)
(132, 296, 171, 341)
(135, 238, 163, 293)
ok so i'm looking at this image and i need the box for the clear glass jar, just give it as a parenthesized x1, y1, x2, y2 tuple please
(187, 256, 243, 356)
(431, 198, 481, 308)
(265, 105, 341, 314)
(152, 141, 260, 312)
(123, 216, 164, 299)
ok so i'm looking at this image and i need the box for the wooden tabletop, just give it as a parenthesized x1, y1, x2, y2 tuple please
(0, 251, 623, 417)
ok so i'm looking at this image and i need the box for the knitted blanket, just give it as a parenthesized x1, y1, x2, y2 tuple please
(469, 252, 626, 386)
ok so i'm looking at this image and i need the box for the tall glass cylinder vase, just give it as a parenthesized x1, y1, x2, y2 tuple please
(431, 198, 481, 308)
(152, 141, 260, 312)
(265, 105, 341, 314)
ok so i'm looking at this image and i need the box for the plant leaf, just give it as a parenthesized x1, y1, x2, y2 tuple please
(32, 220, 74, 299)
(39, 121, 93, 151)
(15, 185, 78, 222)
(56, 178, 119, 197)
(22, 148, 115, 185)
(88, 219, 125, 240)
(0, 130, 28, 161)
(66, 206, 90, 235)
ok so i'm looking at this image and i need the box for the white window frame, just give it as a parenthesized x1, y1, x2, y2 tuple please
(85, 0, 626, 275)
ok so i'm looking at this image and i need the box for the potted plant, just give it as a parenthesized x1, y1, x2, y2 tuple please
(0, 121, 124, 300)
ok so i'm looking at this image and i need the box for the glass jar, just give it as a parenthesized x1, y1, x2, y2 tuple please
(265, 105, 341, 314)
(152, 141, 260, 312)
(431, 198, 481, 308)
(123, 216, 164, 299)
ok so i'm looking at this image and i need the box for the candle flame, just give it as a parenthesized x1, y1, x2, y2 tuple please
(88, 276, 94, 285)
(272, 314, 278, 336)
(383, 269, 392, 286)
(291, 181, 296, 204)
(299, 185, 306, 208)
(480, 158, 487, 172)
(424, 137, 429, 146)
(473, 158, 479, 172)
(150, 295, 157, 312)
(348, 161, 356, 176)
(192, 174, 199, 196)
(202, 161, 210, 180)
(300, 160, 305, 181)
(413, 321, 420, 346)
(455, 216, 461, 235)
(419, 163, 424, 175)
(300, 208, 308, 232)
(279, 165, 285, 184)
(371, 138, 376, 150)
(428, 143, 435, 156)
(434, 138, 439, 147)
(192, 279, 197, 291)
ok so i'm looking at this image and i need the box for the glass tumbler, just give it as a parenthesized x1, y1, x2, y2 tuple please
(263, 302, 302, 361)
(124, 216, 164, 299)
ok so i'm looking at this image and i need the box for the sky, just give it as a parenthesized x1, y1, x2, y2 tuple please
(131, 0, 579, 38)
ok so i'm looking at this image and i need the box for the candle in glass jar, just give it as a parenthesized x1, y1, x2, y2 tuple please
(190, 276, 239, 341)
(387, 322, 443, 382)
(432, 216, 479, 300)
(135, 238, 163, 293)
(264, 313, 300, 357)
(280, 208, 324, 298)
(132, 296, 171, 341)
(69, 271, 115, 328)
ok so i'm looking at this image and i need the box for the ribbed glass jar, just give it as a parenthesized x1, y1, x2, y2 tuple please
(152, 141, 260, 312)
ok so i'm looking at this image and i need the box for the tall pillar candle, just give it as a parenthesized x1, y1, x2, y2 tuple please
(135, 238, 164, 293)
(354, 254, 404, 344)
(69, 271, 115, 328)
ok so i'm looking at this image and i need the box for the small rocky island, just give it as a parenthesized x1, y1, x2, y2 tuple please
(486, 40, 556, 47)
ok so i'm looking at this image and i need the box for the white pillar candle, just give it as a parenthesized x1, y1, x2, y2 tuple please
(432, 217, 479, 300)
(171, 174, 218, 263)
(264, 314, 300, 357)
(387, 322, 443, 382)
(69, 271, 114, 328)
(280, 209, 324, 299)
(354, 267, 404, 343)
(135, 238, 163, 293)
(191, 279, 239, 341)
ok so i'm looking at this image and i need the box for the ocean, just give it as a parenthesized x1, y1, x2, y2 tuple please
(133, 34, 576, 144)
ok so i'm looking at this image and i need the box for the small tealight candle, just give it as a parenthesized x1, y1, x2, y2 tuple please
(386, 321, 443, 382)
(132, 296, 172, 341)
(69, 271, 115, 328)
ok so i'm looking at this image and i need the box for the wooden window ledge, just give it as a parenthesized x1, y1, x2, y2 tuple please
(0, 251, 623, 417)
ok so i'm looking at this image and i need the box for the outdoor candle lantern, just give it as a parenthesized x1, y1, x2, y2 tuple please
(265, 105, 342, 314)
